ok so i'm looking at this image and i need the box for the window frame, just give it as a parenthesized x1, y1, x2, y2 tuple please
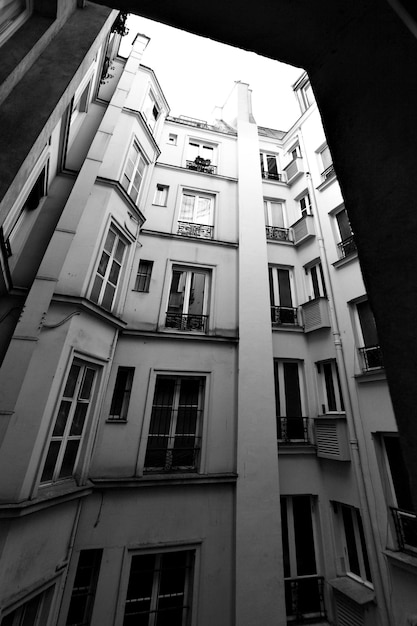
(187, 139, 217, 165)
(332, 502, 373, 586)
(153, 184, 169, 206)
(298, 191, 312, 218)
(167, 133, 178, 145)
(263, 198, 286, 228)
(0, 0, 31, 49)
(351, 297, 383, 371)
(316, 359, 344, 414)
(274, 360, 308, 442)
(269, 266, 298, 325)
(164, 264, 211, 333)
(305, 260, 327, 301)
(142, 89, 161, 131)
(121, 139, 147, 204)
(260, 152, 281, 181)
(1, 583, 56, 626)
(65, 549, 102, 626)
(134, 259, 153, 293)
(89, 224, 129, 312)
(108, 367, 135, 422)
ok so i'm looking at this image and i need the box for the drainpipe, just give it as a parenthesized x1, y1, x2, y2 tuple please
(298, 128, 392, 626)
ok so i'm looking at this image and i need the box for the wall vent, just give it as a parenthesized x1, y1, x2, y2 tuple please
(315, 415, 350, 461)
(301, 297, 331, 332)
(292, 214, 315, 245)
(335, 593, 364, 626)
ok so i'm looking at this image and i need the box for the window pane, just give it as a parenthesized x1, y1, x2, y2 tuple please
(267, 155, 278, 175)
(357, 301, 378, 347)
(108, 260, 121, 286)
(101, 283, 116, 310)
(64, 364, 82, 398)
(321, 146, 332, 169)
(311, 266, 320, 298)
(167, 270, 186, 314)
(187, 272, 205, 316)
(41, 441, 61, 482)
(70, 403, 88, 436)
(114, 240, 126, 263)
(180, 195, 195, 222)
(384, 436, 414, 511)
(280, 498, 291, 577)
(323, 362, 337, 411)
(52, 401, 71, 436)
(283, 363, 302, 417)
(196, 197, 212, 225)
(20, 592, 42, 626)
(293, 496, 317, 576)
(342, 506, 361, 576)
(270, 202, 284, 228)
(59, 440, 80, 478)
(79, 368, 95, 401)
(277, 269, 292, 308)
(90, 275, 103, 304)
(336, 209, 352, 241)
(103, 230, 116, 254)
(97, 251, 110, 278)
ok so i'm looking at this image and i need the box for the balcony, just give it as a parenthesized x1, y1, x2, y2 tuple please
(391, 507, 417, 555)
(301, 297, 331, 333)
(265, 225, 292, 242)
(144, 435, 202, 472)
(359, 345, 383, 371)
(283, 157, 304, 185)
(337, 235, 357, 259)
(271, 306, 298, 326)
(177, 221, 214, 240)
(278, 417, 310, 443)
(285, 575, 326, 624)
(165, 312, 209, 333)
(261, 171, 284, 182)
(321, 164, 336, 181)
(291, 214, 315, 246)
(186, 159, 217, 175)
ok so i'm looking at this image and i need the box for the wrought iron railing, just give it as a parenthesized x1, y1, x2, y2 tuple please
(265, 226, 292, 242)
(261, 171, 283, 181)
(165, 313, 209, 333)
(177, 221, 214, 239)
(337, 235, 357, 259)
(271, 306, 298, 326)
(145, 435, 202, 471)
(359, 345, 384, 370)
(278, 417, 309, 443)
(321, 164, 335, 181)
(285, 575, 326, 623)
(186, 160, 217, 174)
(391, 507, 417, 554)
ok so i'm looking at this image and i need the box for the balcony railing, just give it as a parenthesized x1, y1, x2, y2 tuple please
(186, 159, 217, 174)
(285, 575, 326, 623)
(165, 312, 209, 333)
(337, 235, 357, 259)
(177, 221, 214, 240)
(321, 164, 335, 181)
(145, 435, 201, 472)
(391, 507, 417, 555)
(271, 306, 298, 326)
(278, 417, 309, 443)
(261, 171, 284, 182)
(265, 225, 292, 242)
(359, 345, 384, 370)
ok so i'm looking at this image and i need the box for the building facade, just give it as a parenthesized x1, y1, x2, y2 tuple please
(0, 13, 416, 626)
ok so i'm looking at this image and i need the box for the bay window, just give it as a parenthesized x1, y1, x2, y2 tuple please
(90, 226, 127, 312)
(121, 141, 146, 203)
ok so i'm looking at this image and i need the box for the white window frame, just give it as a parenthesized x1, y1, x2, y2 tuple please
(121, 140, 147, 204)
(187, 139, 217, 165)
(179, 191, 215, 226)
(164, 265, 211, 333)
(39, 359, 100, 485)
(134, 259, 153, 293)
(305, 260, 327, 300)
(264, 198, 286, 228)
(89, 224, 129, 312)
(0, 0, 31, 48)
(1, 583, 56, 626)
(260, 152, 281, 180)
(153, 184, 169, 206)
(142, 89, 161, 131)
(332, 502, 373, 586)
(274, 360, 308, 418)
(298, 191, 312, 218)
(108, 367, 135, 421)
(316, 360, 344, 414)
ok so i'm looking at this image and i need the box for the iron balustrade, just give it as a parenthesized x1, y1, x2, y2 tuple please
(265, 225, 292, 242)
(271, 306, 298, 325)
(359, 345, 384, 370)
(337, 235, 357, 258)
(177, 221, 214, 240)
(185, 159, 217, 174)
(285, 575, 326, 623)
(165, 313, 209, 333)
(321, 164, 335, 180)
(390, 507, 417, 554)
(261, 171, 283, 181)
(145, 435, 202, 472)
(278, 417, 309, 443)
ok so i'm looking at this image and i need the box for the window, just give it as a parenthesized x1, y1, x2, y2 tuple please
(269, 267, 297, 325)
(0, 0, 30, 48)
(274, 360, 308, 442)
(144, 376, 204, 472)
(90, 226, 127, 311)
(40, 360, 98, 484)
(281, 496, 325, 621)
(123, 550, 194, 626)
(316, 360, 344, 413)
(121, 141, 146, 203)
(264, 199, 290, 241)
(186, 141, 216, 173)
(333, 503, 372, 584)
(143, 90, 160, 131)
(178, 192, 214, 239)
(70, 83, 90, 126)
(65, 550, 102, 626)
(153, 184, 168, 206)
(1, 586, 55, 626)
(335, 208, 356, 258)
(305, 261, 327, 300)
(299, 192, 311, 218)
(165, 267, 210, 332)
(134, 260, 153, 292)
(109, 367, 134, 421)
(296, 78, 315, 113)
(289, 144, 301, 160)
(168, 133, 177, 145)
(319, 144, 334, 180)
(355, 299, 383, 370)
(260, 153, 281, 181)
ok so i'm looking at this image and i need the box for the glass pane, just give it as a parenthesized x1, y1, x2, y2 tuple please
(41, 441, 61, 482)
(271, 202, 284, 228)
(277, 269, 292, 308)
(280, 498, 290, 577)
(321, 146, 332, 169)
(79, 368, 95, 400)
(101, 283, 116, 310)
(97, 251, 110, 277)
(103, 230, 116, 254)
(130, 185, 139, 203)
(336, 209, 352, 241)
(52, 401, 72, 437)
(167, 270, 186, 314)
(59, 440, 80, 478)
(179, 195, 195, 222)
(384, 436, 413, 511)
(114, 239, 126, 263)
(342, 506, 361, 576)
(21, 594, 42, 626)
(188, 142, 199, 161)
(90, 275, 103, 304)
(283, 362, 302, 417)
(357, 301, 378, 347)
(108, 260, 121, 286)
(196, 197, 212, 225)
(187, 273, 205, 316)
(323, 362, 337, 411)
(70, 403, 88, 436)
(64, 364, 81, 398)
(293, 496, 317, 576)
(267, 155, 278, 175)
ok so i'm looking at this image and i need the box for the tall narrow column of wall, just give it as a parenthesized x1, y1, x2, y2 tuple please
(234, 82, 286, 625)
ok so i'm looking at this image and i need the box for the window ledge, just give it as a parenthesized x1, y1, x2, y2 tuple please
(272, 324, 304, 333)
(316, 174, 338, 192)
(91, 473, 238, 489)
(383, 549, 417, 574)
(155, 162, 238, 183)
(316, 412, 347, 420)
(278, 443, 317, 455)
(140, 228, 239, 249)
(122, 328, 239, 343)
(332, 252, 359, 269)
(106, 419, 127, 424)
(328, 577, 375, 605)
(0, 482, 92, 519)
(266, 238, 294, 246)
(354, 369, 386, 383)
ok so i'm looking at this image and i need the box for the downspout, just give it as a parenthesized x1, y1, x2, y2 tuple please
(298, 127, 392, 626)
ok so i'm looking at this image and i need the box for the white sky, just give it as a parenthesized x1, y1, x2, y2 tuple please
(119, 15, 305, 131)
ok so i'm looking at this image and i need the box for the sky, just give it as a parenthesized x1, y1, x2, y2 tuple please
(119, 15, 305, 132)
